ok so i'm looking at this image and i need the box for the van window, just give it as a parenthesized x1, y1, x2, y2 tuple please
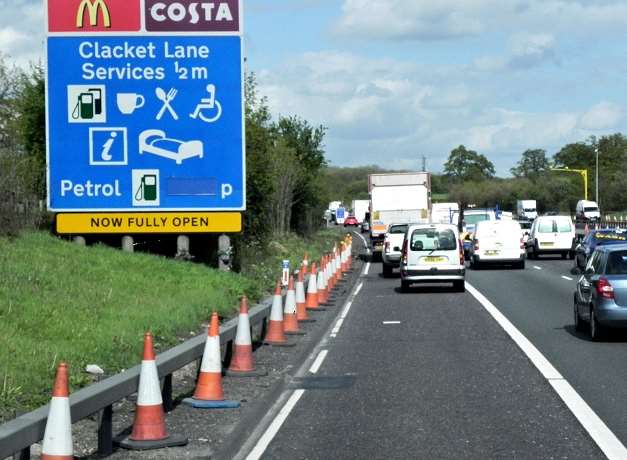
(557, 220, 572, 232)
(538, 220, 554, 233)
(410, 228, 457, 251)
(464, 214, 492, 225)
(584, 207, 599, 212)
(606, 251, 627, 275)
(389, 224, 408, 234)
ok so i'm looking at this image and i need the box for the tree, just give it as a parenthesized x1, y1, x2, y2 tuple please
(267, 138, 304, 235)
(443, 145, 495, 182)
(552, 141, 594, 170)
(510, 149, 549, 180)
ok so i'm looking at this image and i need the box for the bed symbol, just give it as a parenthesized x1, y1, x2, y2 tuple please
(139, 129, 203, 165)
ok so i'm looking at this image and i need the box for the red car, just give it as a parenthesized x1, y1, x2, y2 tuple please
(344, 216, 359, 226)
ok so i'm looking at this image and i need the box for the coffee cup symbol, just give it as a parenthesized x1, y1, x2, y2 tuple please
(117, 93, 145, 115)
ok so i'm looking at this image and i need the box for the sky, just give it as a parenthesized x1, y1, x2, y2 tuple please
(3, 0, 627, 175)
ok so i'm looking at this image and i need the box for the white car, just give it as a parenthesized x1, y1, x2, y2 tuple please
(526, 215, 575, 259)
(400, 223, 465, 292)
(382, 223, 410, 277)
(469, 220, 525, 269)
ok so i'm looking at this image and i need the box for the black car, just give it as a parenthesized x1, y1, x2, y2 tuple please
(574, 230, 627, 270)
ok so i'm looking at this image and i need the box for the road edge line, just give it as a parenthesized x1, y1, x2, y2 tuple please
(466, 282, 627, 460)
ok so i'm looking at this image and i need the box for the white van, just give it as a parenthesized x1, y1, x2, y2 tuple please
(526, 215, 575, 259)
(576, 200, 601, 222)
(469, 220, 525, 269)
(400, 223, 465, 292)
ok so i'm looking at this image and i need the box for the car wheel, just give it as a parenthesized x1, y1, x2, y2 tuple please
(400, 280, 410, 292)
(590, 306, 605, 341)
(382, 263, 392, 278)
(453, 280, 465, 292)
(574, 297, 585, 332)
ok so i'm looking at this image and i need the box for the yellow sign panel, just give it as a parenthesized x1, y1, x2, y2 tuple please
(56, 212, 242, 234)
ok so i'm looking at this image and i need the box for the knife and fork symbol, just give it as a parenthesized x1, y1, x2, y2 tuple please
(155, 87, 178, 120)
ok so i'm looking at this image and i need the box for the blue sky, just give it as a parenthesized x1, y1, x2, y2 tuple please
(3, 0, 627, 175)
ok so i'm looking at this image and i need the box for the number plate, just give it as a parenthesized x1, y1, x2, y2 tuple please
(485, 250, 500, 256)
(541, 242, 554, 247)
(421, 256, 447, 264)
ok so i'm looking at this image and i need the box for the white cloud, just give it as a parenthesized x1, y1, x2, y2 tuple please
(335, 0, 627, 41)
(0, 0, 44, 67)
(579, 102, 623, 131)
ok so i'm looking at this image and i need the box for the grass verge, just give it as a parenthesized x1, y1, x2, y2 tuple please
(0, 229, 345, 422)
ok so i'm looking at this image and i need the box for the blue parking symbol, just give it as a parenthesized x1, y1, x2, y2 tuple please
(89, 127, 128, 166)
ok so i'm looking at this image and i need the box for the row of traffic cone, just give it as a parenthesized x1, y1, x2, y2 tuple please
(39, 240, 354, 456)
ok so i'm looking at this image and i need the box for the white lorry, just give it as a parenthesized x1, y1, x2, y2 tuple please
(516, 200, 538, 221)
(431, 202, 459, 224)
(369, 172, 432, 256)
(575, 200, 601, 222)
(351, 200, 370, 224)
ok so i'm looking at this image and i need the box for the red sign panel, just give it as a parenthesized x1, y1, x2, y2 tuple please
(48, 0, 141, 32)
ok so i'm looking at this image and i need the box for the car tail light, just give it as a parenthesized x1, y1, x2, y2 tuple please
(401, 239, 408, 264)
(384, 241, 390, 253)
(459, 239, 465, 265)
(597, 277, 615, 299)
(520, 238, 525, 250)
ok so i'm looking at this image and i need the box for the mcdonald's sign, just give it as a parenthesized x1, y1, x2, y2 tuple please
(48, 0, 140, 32)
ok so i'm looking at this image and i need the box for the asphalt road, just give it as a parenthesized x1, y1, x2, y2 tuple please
(248, 256, 608, 459)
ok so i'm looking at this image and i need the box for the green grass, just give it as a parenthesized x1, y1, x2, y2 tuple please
(0, 229, 343, 421)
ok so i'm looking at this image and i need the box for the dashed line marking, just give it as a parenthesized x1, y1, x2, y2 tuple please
(562, 275, 574, 281)
(466, 282, 627, 460)
(383, 321, 401, 325)
(534, 266, 542, 270)
(309, 350, 328, 374)
(331, 318, 344, 335)
(363, 262, 371, 276)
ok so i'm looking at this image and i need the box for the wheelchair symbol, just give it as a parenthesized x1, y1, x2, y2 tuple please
(190, 83, 222, 123)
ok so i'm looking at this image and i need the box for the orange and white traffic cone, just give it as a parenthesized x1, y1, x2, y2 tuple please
(336, 248, 344, 282)
(306, 263, 324, 310)
(284, 275, 305, 335)
(184, 312, 240, 408)
(41, 362, 73, 460)
(296, 267, 315, 323)
(317, 258, 328, 305)
(264, 280, 294, 346)
(302, 252, 310, 274)
(118, 333, 187, 450)
(226, 297, 267, 377)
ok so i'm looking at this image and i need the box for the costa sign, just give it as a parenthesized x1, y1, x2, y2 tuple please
(145, 0, 240, 32)
(48, 0, 141, 32)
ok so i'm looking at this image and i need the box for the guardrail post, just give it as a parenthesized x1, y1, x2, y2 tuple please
(13, 446, 30, 460)
(162, 374, 173, 412)
(97, 405, 113, 455)
(122, 236, 134, 253)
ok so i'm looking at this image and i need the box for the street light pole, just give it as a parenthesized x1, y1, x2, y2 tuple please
(595, 144, 599, 205)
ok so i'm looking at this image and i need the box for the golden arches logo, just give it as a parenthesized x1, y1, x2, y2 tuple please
(76, 0, 111, 28)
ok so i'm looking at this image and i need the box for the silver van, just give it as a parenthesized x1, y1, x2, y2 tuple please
(400, 224, 465, 292)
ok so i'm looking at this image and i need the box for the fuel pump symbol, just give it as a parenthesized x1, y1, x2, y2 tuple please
(132, 170, 160, 207)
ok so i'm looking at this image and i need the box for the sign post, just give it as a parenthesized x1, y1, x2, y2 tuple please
(45, 0, 245, 234)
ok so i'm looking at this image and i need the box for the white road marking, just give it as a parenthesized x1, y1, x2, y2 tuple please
(246, 389, 306, 460)
(331, 318, 344, 335)
(383, 321, 401, 325)
(309, 350, 328, 374)
(363, 262, 371, 276)
(353, 231, 370, 254)
(466, 282, 627, 460)
(562, 275, 574, 281)
(534, 266, 542, 270)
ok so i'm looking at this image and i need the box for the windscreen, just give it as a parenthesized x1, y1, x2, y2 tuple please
(389, 224, 409, 234)
(606, 250, 627, 275)
(464, 214, 491, 225)
(524, 208, 536, 212)
(410, 228, 457, 251)
(538, 220, 554, 233)
(584, 207, 599, 212)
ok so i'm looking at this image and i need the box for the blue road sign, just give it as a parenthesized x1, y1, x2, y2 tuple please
(46, 35, 244, 211)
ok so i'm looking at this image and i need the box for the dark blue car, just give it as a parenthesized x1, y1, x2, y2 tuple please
(575, 229, 627, 269)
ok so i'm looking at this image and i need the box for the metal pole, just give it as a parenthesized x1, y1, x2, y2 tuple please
(595, 145, 599, 205)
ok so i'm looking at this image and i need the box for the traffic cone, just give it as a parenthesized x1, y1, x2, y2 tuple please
(264, 280, 294, 346)
(317, 258, 328, 305)
(117, 333, 187, 450)
(302, 252, 309, 274)
(284, 275, 305, 335)
(336, 248, 344, 282)
(296, 267, 315, 322)
(226, 297, 267, 377)
(306, 263, 325, 311)
(183, 313, 240, 408)
(41, 363, 73, 460)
